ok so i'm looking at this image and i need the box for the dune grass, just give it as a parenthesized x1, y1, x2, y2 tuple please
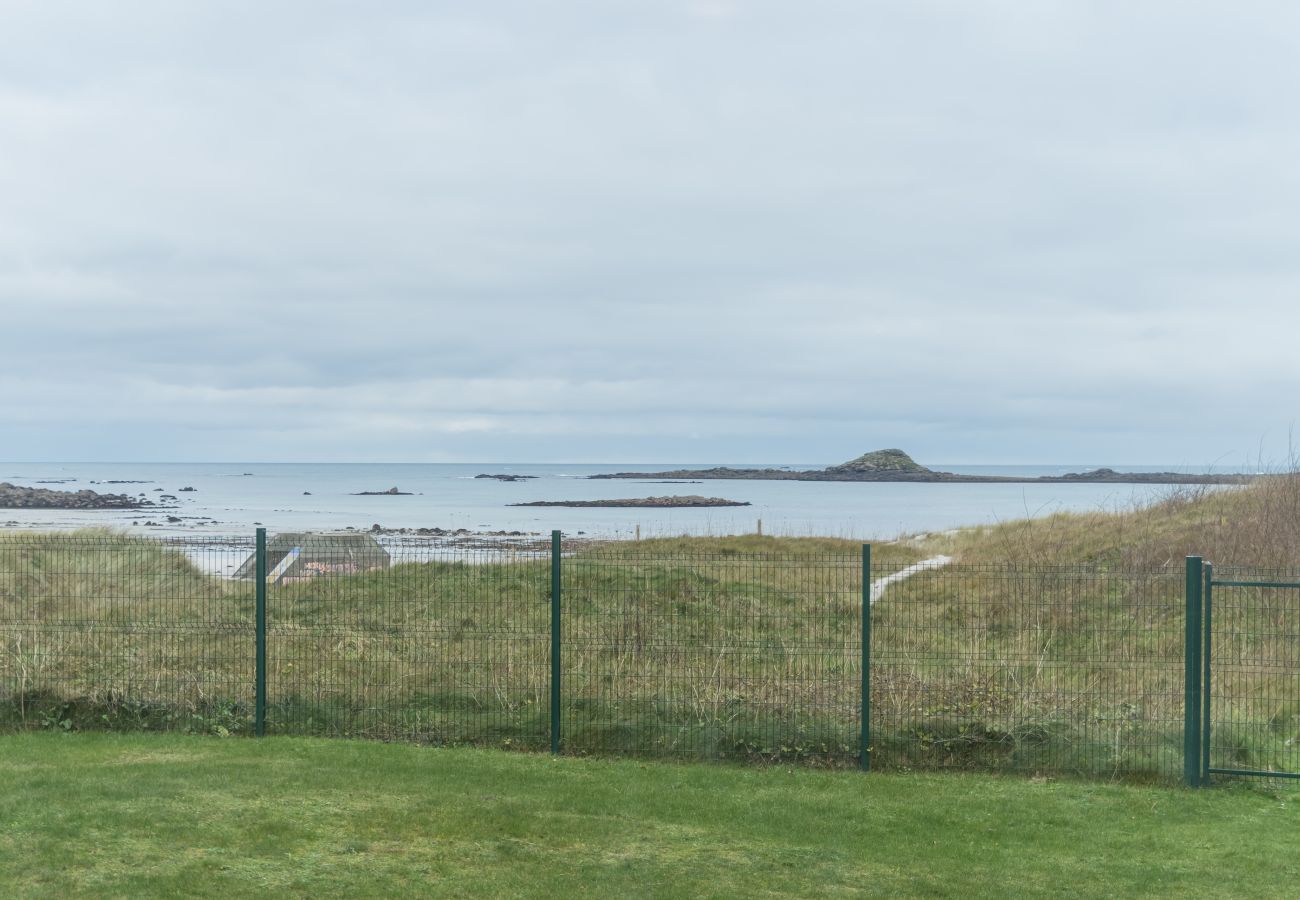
(4, 477, 1300, 780)
(919, 472, 1300, 569)
(2, 732, 1298, 899)
(1, 534, 921, 765)
(894, 475, 1300, 778)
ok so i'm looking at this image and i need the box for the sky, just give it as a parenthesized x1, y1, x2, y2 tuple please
(2, 1, 1298, 465)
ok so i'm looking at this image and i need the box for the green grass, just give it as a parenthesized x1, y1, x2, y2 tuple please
(6, 492, 1300, 780)
(1, 733, 1298, 898)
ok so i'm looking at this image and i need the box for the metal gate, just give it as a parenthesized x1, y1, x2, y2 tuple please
(1186, 557, 1300, 784)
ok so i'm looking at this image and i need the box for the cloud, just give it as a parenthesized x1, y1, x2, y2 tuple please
(1, 2, 1298, 464)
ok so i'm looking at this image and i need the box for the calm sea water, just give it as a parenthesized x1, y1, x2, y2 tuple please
(0, 461, 1243, 540)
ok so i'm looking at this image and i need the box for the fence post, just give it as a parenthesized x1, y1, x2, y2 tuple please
(860, 543, 871, 771)
(1201, 563, 1213, 786)
(550, 529, 562, 755)
(1183, 556, 1203, 787)
(255, 527, 267, 737)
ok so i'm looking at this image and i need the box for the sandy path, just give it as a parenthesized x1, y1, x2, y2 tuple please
(870, 555, 953, 603)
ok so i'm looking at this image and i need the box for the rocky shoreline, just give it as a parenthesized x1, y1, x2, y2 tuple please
(511, 495, 750, 508)
(588, 449, 1254, 485)
(365, 524, 535, 536)
(0, 482, 159, 510)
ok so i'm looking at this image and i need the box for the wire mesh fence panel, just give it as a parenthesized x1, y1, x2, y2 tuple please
(263, 536, 552, 749)
(1206, 567, 1300, 777)
(871, 564, 1185, 780)
(0, 530, 1255, 784)
(0, 534, 255, 735)
(561, 547, 864, 765)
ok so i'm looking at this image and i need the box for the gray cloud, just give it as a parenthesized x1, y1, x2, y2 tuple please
(2, 1, 1298, 464)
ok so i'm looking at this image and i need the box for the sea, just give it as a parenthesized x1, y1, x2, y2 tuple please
(0, 461, 1245, 541)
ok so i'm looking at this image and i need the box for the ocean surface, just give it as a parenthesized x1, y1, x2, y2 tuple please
(0, 461, 1246, 541)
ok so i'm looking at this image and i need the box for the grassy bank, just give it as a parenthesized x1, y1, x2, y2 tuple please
(3, 477, 1300, 778)
(886, 474, 1300, 777)
(1, 733, 1298, 898)
(920, 471, 1300, 568)
(1, 533, 925, 766)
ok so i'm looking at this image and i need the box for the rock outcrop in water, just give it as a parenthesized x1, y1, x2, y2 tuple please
(0, 483, 156, 509)
(511, 496, 750, 508)
(588, 449, 1252, 485)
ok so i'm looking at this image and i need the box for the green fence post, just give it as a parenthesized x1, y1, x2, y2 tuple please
(550, 530, 561, 755)
(1201, 563, 1213, 786)
(255, 527, 267, 737)
(1184, 556, 1203, 787)
(860, 543, 872, 771)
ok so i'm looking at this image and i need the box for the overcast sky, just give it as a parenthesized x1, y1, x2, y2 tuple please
(2, 2, 1298, 465)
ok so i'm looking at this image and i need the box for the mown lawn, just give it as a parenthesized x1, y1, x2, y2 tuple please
(0, 733, 1296, 898)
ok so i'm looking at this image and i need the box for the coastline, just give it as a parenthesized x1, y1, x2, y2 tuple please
(0, 460, 1236, 542)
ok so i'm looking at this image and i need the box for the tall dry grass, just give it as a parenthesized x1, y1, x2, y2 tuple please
(928, 471, 1300, 569)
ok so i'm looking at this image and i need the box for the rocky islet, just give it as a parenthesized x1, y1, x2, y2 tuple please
(0, 483, 158, 510)
(588, 449, 1252, 485)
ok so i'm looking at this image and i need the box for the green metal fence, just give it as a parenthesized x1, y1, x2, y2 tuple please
(0, 530, 1295, 784)
(560, 543, 864, 765)
(887, 561, 1187, 779)
(263, 534, 551, 748)
(1199, 563, 1300, 782)
(0, 533, 256, 735)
